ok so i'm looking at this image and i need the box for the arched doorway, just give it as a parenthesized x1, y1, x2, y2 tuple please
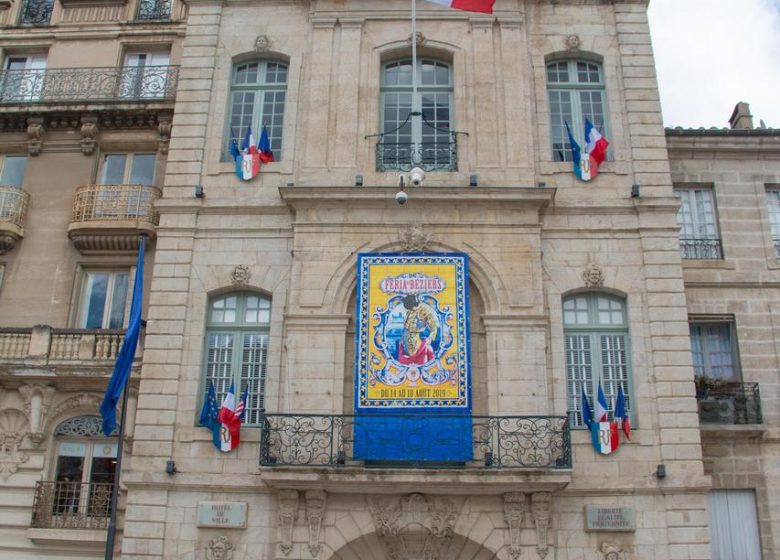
(326, 531, 499, 560)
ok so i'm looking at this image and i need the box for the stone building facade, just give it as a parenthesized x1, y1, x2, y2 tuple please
(0, 0, 186, 556)
(0, 1, 777, 560)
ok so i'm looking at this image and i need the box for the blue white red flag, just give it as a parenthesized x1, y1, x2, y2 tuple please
(99, 238, 145, 436)
(565, 119, 609, 181)
(614, 384, 631, 440)
(258, 125, 274, 163)
(423, 0, 494, 13)
(216, 382, 248, 452)
(594, 381, 609, 422)
(591, 421, 619, 455)
(234, 126, 260, 181)
(198, 381, 221, 449)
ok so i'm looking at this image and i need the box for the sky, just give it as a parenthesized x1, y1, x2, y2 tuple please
(647, 0, 780, 129)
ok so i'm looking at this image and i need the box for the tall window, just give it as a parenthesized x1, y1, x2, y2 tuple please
(119, 51, 171, 100)
(78, 270, 130, 329)
(203, 293, 270, 425)
(547, 60, 608, 162)
(378, 58, 454, 171)
(20, 0, 53, 26)
(0, 155, 27, 187)
(226, 60, 287, 160)
(675, 187, 723, 259)
(708, 490, 762, 560)
(766, 189, 780, 257)
(1, 54, 47, 102)
(689, 321, 740, 382)
(564, 293, 631, 427)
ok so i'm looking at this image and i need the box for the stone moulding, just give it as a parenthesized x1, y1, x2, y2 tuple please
(277, 489, 299, 556)
(503, 492, 525, 560)
(305, 490, 326, 557)
(531, 492, 552, 559)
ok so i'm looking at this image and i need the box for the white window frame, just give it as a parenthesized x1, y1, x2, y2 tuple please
(225, 60, 287, 161)
(119, 51, 171, 100)
(563, 293, 633, 428)
(546, 59, 609, 162)
(674, 186, 723, 259)
(202, 292, 271, 426)
(2, 54, 47, 102)
(765, 188, 780, 257)
(76, 268, 133, 329)
(689, 318, 741, 382)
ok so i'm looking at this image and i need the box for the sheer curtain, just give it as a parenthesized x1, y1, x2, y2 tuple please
(708, 490, 762, 559)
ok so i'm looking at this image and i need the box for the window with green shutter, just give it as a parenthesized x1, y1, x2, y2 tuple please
(563, 293, 632, 428)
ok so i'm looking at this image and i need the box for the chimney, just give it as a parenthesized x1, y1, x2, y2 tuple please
(729, 102, 754, 130)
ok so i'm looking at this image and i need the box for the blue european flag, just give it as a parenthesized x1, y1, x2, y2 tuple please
(99, 238, 145, 436)
(199, 381, 221, 449)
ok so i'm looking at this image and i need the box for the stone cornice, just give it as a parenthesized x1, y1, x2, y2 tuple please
(666, 132, 780, 159)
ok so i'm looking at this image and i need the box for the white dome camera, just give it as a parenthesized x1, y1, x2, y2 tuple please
(395, 190, 408, 205)
(409, 167, 425, 187)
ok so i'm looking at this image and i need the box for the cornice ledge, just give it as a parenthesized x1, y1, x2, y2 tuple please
(283, 314, 351, 330)
(482, 314, 548, 331)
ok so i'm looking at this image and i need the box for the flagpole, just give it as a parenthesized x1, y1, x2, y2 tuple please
(411, 0, 419, 125)
(104, 234, 146, 560)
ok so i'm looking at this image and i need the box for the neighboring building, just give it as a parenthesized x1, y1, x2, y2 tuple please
(0, 0, 185, 556)
(0, 2, 777, 560)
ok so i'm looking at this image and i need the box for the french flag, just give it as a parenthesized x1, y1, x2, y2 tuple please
(614, 384, 631, 440)
(594, 381, 609, 422)
(238, 126, 261, 181)
(565, 119, 609, 181)
(423, 0, 495, 14)
(216, 382, 248, 452)
(258, 125, 274, 164)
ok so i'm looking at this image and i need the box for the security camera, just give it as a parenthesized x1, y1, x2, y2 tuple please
(395, 190, 408, 205)
(409, 167, 425, 187)
(397, 174, 406, 188)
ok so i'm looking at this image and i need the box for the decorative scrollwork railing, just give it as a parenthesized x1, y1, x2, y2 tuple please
(71, 184, 161, 225)
(136, 0, 172, 20)
(0, 65, 179, 104)
(0, 185, 30, 229)
(697, 382, 762, 425)
(31, 481, 113, 530)
(20, 0, 53, 25)
(260, 414, 571, 469)
(679, 237, 723, 260)
(376, 136, 458, 172)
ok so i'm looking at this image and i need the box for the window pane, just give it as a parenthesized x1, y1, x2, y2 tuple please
(211, 296, 238, 324)
(766, 190, 780, 241)
(240, 333, 268, 424)
(107, 273, 129, 329)
(601, 334, 629, 420)
(206, 333, 234, 400)
(548, 90, 574, 162)
(101, 155, 127, 185)
(83, 273, 109, 328)
(129, 154, 156, 185)
(0, 156, 27, 187)
(565, 334, 592, 427)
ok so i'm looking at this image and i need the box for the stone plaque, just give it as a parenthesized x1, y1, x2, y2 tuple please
(585, 506, 636, 532)
(197, 501, 248, 529)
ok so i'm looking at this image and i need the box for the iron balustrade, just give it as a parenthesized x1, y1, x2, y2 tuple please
(376, 135, 458, 172)
(20, 0, 53, 25)
(696, 382, 762, 425)
(136, 0, 172, 20)
(679, 237, 723, 260)
(774, 239, 780, 258)
(0, 66, 179, 104)
(31, 481, 112, 530)
(0, 186, 30, 229)
(260, 413, 571, 469)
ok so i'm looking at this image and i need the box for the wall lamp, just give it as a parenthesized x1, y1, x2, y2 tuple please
(631, 184, 640, 198)
(165, 460, 177, 476)
(469, 174, 478, 187)
(355, 174, 364, 187)
(194, 185, 205, 199)
(655, 463, 666, 480)
(537, 182, 547, 188)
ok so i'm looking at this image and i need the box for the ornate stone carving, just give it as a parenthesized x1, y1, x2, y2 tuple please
(407, 31, 426, 47)
(44, 393, 103, 433)
(400, 225, 432, 252)
(582, 262, 604, 288)
(157, 117, 172, 154)
(531, 492, 552, 559)
(305, 490, 326, 557)
(600, 543, 625, 560)
(230, 265, 251, 286)
(565, 34, 581, 50)
(255, 34, 273, 53)
(0, 409, 30, 480)
(503, 492, 526, 560)
(26, 118, 45, 156)
(206, 536, 234, 560)
(18, 385, 56, 447)
(278, 489, 299, 556)
(369, 493, 459, 560)
(80, 115, 99, 155)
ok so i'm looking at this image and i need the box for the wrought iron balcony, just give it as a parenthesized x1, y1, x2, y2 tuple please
(31, 481, 112, 530)
(20, 0, 53, 25)
(0, 66, 179, 105)
(0, 186, 30, 254)
(260, 414, 571, 469)
(679, 237, 723, 260)
(136, 0, 172, 20)
(68, 184, 160, 253)
(376, 137, 458, 172)
(696, 382, 762, 425)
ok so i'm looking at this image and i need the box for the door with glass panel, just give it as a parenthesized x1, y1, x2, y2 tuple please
(119, 52, 170, 99)
(97, 153, 156, 218)
(78, 270, 130, 329)
(2, 55, 46, 102)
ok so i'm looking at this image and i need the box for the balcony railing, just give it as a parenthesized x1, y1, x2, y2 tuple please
(0, 186, 30, 229)
(20, 0, 53, 25)
(679, 237, 723, 260)
(260, 414, 571, 469)
(0, 326, 132, 363)
(136, 0, 172, 20)
(376, 137, 458, 172)
(71, 184, 160, 225)
(696, 382, 762, 425)
(31, 481, 112, 530)
(0, 66, 179, 104)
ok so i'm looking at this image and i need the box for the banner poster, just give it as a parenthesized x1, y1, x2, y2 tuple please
(354, 253, 471, 462)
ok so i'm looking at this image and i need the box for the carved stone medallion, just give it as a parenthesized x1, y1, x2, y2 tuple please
(582, 262, 604, 288)
(206, 536, 234, 560)
(600, 543, 626, 560)
(565, 34, 581, 50)
(231, 265, 251, 286)
(400, 225, 432, 252)
(255, 34, 273, 53)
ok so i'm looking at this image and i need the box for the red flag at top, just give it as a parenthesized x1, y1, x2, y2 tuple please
(423, 0, 495, 14)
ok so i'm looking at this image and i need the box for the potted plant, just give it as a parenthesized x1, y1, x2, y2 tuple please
(694, 375, 725, 398)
